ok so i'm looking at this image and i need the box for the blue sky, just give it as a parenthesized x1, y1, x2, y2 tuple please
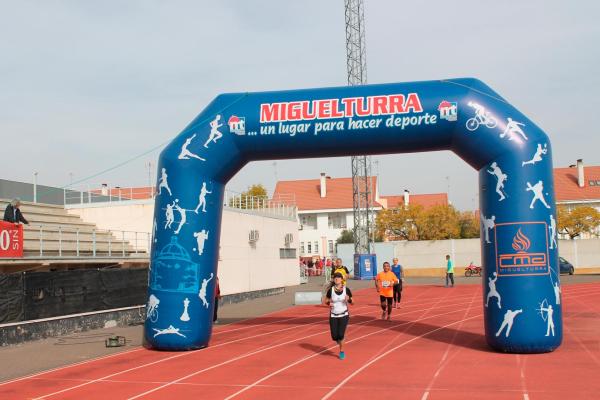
(1, 0, 598, 210)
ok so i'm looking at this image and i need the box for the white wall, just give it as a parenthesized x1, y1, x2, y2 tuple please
(68, 201, 300, 296)
(338, 238, 600, 273)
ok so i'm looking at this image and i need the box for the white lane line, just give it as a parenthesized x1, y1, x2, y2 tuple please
(22, 289, 444, 398)
(223, 288, 469, 400)
(126, 299, 478, 400)
(358, 282, 459, 365)
(0, 348, 145, 387)
(321, 313, 483, 400)
(516, 354, 530, 400)
(29, 310, 345, 400)
(25, 288, 470, 399)
(419, 288, 479, 400)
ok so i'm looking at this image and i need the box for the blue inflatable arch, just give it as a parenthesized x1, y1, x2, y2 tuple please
(147, 78, 562, 353)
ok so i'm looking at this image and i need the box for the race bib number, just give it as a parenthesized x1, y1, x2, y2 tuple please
(382, 280, 391, 288)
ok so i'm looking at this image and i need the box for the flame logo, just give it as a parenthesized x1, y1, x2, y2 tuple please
(511, 228, 531, 252)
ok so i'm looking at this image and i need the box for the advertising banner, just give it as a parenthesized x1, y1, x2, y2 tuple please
(0, 221, 24, 258)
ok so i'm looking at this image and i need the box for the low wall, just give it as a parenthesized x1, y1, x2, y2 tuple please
(0, 306, 145, 346)
(338, 238, 600, 276)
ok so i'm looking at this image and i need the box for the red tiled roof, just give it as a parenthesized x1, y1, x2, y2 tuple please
(554, 166, 600, 202)
(273, 177, 380, 211)
(273, 176, 447, 211)
(91, 187, 154, 200)
(380, 193, 448, 209)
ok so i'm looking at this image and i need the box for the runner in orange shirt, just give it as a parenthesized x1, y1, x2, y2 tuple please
(376, 261, 399, 321)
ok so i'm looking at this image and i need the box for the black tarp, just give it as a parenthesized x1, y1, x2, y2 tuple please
(0, 268, 148, 323)
(0, 273, 24, 323)
(100, 268, 147, 309)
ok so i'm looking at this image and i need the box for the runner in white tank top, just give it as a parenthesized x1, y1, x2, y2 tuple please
(324, 272, 354, 360)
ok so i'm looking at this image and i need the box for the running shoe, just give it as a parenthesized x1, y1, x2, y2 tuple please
(339, 351, 345, 360)
(387, 313, 391, 321)
(381, 311, 386, 320)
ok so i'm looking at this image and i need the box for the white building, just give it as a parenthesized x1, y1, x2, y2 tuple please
(554, 159, 600, 238)
(273, 173, 448, 259)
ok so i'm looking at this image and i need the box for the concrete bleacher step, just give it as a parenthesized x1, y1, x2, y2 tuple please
(1, 199, 146, 259)
(19, 213, 96, 226)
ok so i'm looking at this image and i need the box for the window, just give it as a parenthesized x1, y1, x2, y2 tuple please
(307, 242, 312, 254)
(300, 215, 317, 230)
(300, 242, 305, 254)
(280, 248, 297, 259)
(314, 241, 319, 254)
(328, 213, 347, 229)
(328, 240, 334, 255)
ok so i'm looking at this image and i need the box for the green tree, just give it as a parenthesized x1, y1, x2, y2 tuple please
(336, 229, 354, 244)
(420, 205, 461, 240)
(458, 211, 480, 239)
(229, 184, 268, 209)
(375, 205, 425, 241)
(557, 206, 600, 239)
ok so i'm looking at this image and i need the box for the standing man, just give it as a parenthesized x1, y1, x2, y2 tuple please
(391, 257, 404, 308)
(3, 199, 29, 225)
(376, 262, 399, 320)
(333, 258, 350, 286)
(213, 277, 221, 323)
(445, 255, 455, 287)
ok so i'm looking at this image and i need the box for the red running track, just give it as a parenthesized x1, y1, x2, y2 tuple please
(1, 282, 600, 400)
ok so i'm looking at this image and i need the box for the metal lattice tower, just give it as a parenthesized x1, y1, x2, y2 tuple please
(345, 0, 372, 254)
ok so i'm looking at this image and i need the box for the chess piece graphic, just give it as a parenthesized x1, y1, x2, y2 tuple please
(180, 297, 190, 322)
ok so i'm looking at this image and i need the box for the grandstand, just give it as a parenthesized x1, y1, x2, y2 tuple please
(0, 199, 148, 273)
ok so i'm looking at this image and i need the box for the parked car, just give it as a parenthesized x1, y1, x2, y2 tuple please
(559, 257, 575, 275)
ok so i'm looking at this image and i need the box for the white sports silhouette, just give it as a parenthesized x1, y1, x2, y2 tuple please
(541, 304, 555, 336)
(486, 272, 501, 309)
(199, 273, 214, 308)
(487, 162, 508, 201)
(481, 214, 495, 244)
(194, 182, 212, 214)
(526, 181, 551, 209)
(193, 230, 209, 256)
(153, 325, 186, 338)
(165, 201, 175, 229)
(178, 134, 206, 161)
(157, 168, 172, 196)
(495, 309, 522, 337)
(204, 115, 223, 148)
(146, 294, 160, 321)
(173, 200, 187, 234)
(553, 282, 561, 305)
(549, 214, 557, 249)
(501, 118, 528, 141)
(522, 143, 547, 166)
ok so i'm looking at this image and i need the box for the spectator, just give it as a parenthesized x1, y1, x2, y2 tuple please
(213, 277, 221, 323)
(3, 198, 29, 225)
(445, 254, 455, 287)
(333, 258, 350, 286)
